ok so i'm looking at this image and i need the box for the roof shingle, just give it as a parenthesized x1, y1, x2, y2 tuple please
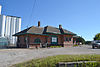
(14, 25, 76, 36)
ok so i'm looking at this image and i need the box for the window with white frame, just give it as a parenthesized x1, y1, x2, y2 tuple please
(52, 37, 57, 42)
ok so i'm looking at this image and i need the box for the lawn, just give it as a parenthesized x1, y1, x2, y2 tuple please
(11, 55, 100, 67)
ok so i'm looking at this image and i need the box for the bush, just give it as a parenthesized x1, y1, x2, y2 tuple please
(73, 44, 79, 47)
(50, 46, 62, 48)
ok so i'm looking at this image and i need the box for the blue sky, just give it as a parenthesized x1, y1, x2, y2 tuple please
(0, 0, 100, 41)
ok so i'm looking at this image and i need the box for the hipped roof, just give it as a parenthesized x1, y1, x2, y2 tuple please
(14, 26, 76, 36)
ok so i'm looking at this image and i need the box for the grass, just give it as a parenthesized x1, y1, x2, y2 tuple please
(11, 55, 100, 67)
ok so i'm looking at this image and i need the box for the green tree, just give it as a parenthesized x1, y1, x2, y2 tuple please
(76, 37, 85, 44)
(94, 33, 100, 40)
(85, 41, 92, 45)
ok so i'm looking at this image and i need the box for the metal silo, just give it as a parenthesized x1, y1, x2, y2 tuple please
(0, 5, 2, 15)
(0, 15, 6, 37)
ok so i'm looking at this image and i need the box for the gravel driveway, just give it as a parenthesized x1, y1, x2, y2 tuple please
(0, 45, 100, 67)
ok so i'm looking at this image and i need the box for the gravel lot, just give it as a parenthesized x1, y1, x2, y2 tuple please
(0, 45, 100, 67)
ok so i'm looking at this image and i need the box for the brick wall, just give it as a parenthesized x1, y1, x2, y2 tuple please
(17, 34, 74, 48)
(46, 34, 63, 44)
(29, 34, 47, 44)
(63, 35, 74, 47)
(17, 34, 48, 48)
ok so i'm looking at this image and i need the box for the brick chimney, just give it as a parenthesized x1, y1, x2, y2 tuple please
(38, 21, 40, 27)
(59, 24, 62, 29)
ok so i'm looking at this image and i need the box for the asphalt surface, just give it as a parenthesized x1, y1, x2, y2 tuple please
(0, 45, 100, 67)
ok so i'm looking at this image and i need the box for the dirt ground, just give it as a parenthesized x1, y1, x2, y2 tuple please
(0, 45, 100, 67)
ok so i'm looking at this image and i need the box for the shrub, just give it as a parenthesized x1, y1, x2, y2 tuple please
(73, 44, 79, 47)
(50, 46, 62, 48)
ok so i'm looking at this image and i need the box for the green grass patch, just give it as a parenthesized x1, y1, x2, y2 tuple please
(11, 55, 100, 67)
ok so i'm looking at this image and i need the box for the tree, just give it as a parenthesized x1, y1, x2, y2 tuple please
(94, 33, 100, 40)
(76, 37, 85, 44)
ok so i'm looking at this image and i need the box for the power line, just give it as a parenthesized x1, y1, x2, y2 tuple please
(27, 0, 37, 27)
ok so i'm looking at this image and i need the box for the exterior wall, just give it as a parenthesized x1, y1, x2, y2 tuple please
(5, 16, 21, 45)
(29, 34, 47, 44)
(63, 35, 74, 47)
(45, 34, 63, 45)
(73, 38, 77, 45)
(17, 34, 48, 48)
(15, 18, 21, 32)
(5, 16, 11, 37)
(45, 34, 74, 47)
(58, 35, 64, 44)
(17, 35, 26, 48)
(17, 34, 75, 48)
(0, 15, 6, 37)
(0, 5, 2, 15)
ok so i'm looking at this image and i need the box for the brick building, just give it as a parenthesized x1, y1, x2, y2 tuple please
(14, 21, 77, 48)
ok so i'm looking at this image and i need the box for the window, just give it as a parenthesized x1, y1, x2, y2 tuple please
(34, 38, 41, 44)
(66, 37, 68, 41)
(66, 37, 71, 41)
(69, 37, 71, 41)
(52, 37, 57, 42)
(24, 37, 26, 42)
(18, 38, 20, 43)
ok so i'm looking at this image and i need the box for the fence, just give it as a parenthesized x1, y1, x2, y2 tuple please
(0, 37, 8, 48)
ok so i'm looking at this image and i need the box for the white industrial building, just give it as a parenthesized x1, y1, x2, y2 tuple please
(5, 16, 21, 45)
(0, 5, 21, 46)
(0, 15, 6, 37)
(0, 5, 1, 15)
